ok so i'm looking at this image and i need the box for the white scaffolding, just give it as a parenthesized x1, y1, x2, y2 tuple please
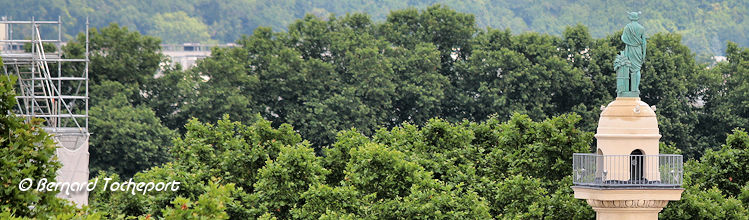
(1, 17, 90, 206)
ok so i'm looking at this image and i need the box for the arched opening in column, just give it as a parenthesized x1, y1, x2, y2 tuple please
(630, 149, 644, 183)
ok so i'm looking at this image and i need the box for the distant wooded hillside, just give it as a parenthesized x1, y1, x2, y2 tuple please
(3, 0, 747, 59)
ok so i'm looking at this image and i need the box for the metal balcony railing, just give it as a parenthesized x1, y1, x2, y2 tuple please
(572, 153, 683, 188)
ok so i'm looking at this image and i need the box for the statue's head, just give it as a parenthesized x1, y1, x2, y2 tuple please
(628, 11, 641, 21)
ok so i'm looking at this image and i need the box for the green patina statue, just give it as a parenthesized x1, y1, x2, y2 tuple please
(614, 12, 647, 97)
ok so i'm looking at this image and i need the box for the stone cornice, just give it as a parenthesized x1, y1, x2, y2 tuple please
(587, 199, 669, 209)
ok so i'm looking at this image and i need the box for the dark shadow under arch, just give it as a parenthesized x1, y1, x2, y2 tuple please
(630, 149, 644, 182)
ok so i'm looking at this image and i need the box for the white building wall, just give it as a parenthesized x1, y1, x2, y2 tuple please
(54, 135, 89, 207)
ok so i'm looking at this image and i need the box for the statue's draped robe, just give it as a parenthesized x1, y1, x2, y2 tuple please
(621, 21, 646, 70)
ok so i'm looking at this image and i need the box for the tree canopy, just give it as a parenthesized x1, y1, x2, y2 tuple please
(50, 4, 747, 179)
(2, 4, 749, 219)
(141, 6, 735, 160)
(4, 0, 749, 59)
(81, 114, 593, 219)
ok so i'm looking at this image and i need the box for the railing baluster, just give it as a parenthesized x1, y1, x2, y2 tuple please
(572, 153, 682, 188)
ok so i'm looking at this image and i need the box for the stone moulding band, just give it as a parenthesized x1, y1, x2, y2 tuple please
(594, 134, 662, 139)
(587, 199, 669, 209)
(598, 113, 654, 117)
(596, 128, 659, 132)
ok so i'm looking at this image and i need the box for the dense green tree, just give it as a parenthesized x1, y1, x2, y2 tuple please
(88, 81, 176, 178)
(161, 182, 235, 220)
(159, 32, 261, 130)
(86, 172, 146, 218)
(64, 23, 163, 87)
(453, 28, 594, 122)
(380, 5, 476, 65)
(660, 186, 747, 220)
(83, 113, 597, 219)
(741, 184, 749, 208)
(61, 23, 179, 178)
(344, 143, 431, 200)
(87, 116, 302, 219)
(253, 144, 328, 218)
(661, 129, 749, 219)
(389, 182, 492, 219)
(343, 113, 594, 218)
(688, 129, 749, 197)
(124, 6, 728, 158)
(165, 12, 455, 146)
(696, 42, 749, 153)
(171, 115, 302, 192)
(141, 68, 201, 129)
(0, 75, 60, 217)
(0, 74, 96, 218)
(489, 174, 548, 218)
(322, 129, 370, 185)
(290, 184, 362, 219)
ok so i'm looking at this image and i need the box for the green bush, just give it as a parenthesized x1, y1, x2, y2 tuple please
(253, 143, 328, 218)
(344, 143, 431, 200)
(0, 76, 69, 217)
(689, 129, 749, 196)
(161, 182, 234, 220)
(291, 184, 361, 219)
(89, 81, 176, 178)
(660, 186, 747, 220)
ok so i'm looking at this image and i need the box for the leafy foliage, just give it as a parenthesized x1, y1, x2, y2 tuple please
(0, 75, 101, 218)
(143, 6, 736, 160)
(253, 144, 328, 218)
(62, 24, 176, 178)
(7, 0, 749, 57)
(661, 187, 747, 220)
(0, 75, 65, 217)
(688, 129, 749, 197)
(64, 23, 163, 87)
(88, 81, 176, 178)
(696, 42, 749, 155)
(661, 129, 749, 219)
(5, 4, 749, 219)
(79, 113, 594, 219)
(161, 182, 234, 220)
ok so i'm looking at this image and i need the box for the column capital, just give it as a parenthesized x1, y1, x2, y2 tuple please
(586, 199, 669, 209)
